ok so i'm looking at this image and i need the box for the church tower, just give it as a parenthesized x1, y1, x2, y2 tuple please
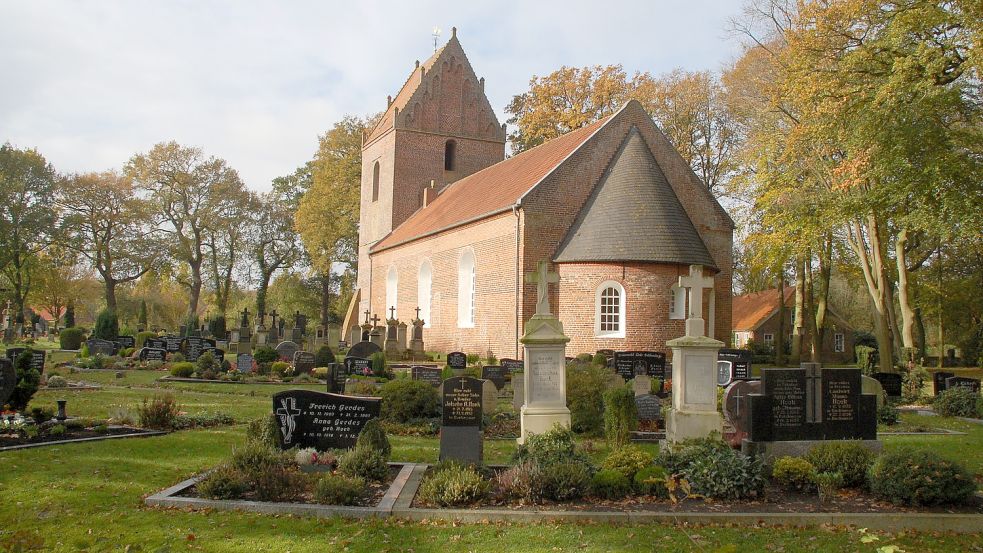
(355, 28, 506, 318)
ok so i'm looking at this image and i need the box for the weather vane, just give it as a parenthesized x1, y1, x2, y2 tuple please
(432, 26, 441, 51)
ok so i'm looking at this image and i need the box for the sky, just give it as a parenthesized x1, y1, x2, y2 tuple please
(1, 0, 747, 191)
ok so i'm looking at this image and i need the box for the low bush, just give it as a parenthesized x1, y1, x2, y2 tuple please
(59, 327, 86, 350)
(196, 351, 221, 375)
(48, 424, 66, 437)
(533, 460, 592, 502)
(379, 379, 439, 422)
(46, 375, 68, 388)
(270, 361, 290, 378)
(681, 447, 765, 500)
(254, 466, 307, 502)
(592, 352, 607, 366)
(169, 362, 195, 377)
(603, 385, 638, 446)
(379, 418, 439, 437)
(136, 393, 179, 430)
(246, 414, 280, 448)
(814, 471, 844, 503)
(338, 447, 389, 482)
(934, 387, 982, 418)
(868, 449, 976, 506)
(370, 352, 388, 377)
(590, 469, 631, 500)
(197, 465, 250, 499)
(253, 346, 278, 364)
(877, 403, 900, 425)
(566, 362, 608, 434)
(355, 418, 391, 458)
(135, 331, 157, 349)
(168, 352, 185, 363)
(30, 406, 54, 423)
(514, 424, 592, 467)
(494, 461, 536, 503)
(902, 365, 930, 404)
(772, 456, 816, 492)
(315, 474, 365, 506)
(804, 442, 875, 488)
(600, 446, 655, 480)
(575, 353, 593, 363)
(633, 465, 669, 497)
(417, 463, 489, 507)
(658, 435, 732, 476)
(314, 346, 335, 368)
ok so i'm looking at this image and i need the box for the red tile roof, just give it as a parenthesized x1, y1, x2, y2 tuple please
(732, 286, 795, 331)
(371, 115, 612, 252)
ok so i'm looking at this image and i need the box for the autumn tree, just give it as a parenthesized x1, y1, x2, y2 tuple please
(205, 184, 254, 316)
(251, 175, 303, 318)
(32, 249, 87, 331)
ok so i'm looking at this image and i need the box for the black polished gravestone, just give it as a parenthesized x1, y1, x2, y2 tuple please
(293, 351, 316, 375)
(180, 336, 205, 362)
(164, 335, 182, 353)
(145, 337, 167, 350)
(481, 366, 507, 390)
(614, 351, 667, 381)
(440, 376, 483, 465)
(272, 390, 381, 450)
(139, 347, 167, 362)
(945, 376, 981, 395)
(86, 339, 117, 357)
(347, 341, 382, 361)
(0, 358, 15, 406)
(344, 356, 371, 376)
(500, 358, 524, 373)
(635, 394, 662, 422)
(5, 347, 25, 364)
(723, 380, 762, 435)
(446, 351, 468, 370)
(411, 366, 442, 387)
(718, 349, 753, 385)
(236, 353, 255, 373)
(872, 372, 903, 398)
(117, 335, 136, 349)
(202, 347, 225, 361)
(326, 363, 348, 393)
(933, 371, 955, 396)
(24, 350, 45, 373)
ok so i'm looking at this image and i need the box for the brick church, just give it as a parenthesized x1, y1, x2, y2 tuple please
(343, 29, 734, 360)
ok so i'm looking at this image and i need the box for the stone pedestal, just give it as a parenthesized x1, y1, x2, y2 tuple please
(397, 322, 408, 353)
(665, 334, 724, 444)
(349, 326, 362, 348)
(369, 328, 384, 348)
(410, 319, 425, 356)
(254, 326, 268, 347)
(519, 314, 571, 444)
(384, 320, 400, 357)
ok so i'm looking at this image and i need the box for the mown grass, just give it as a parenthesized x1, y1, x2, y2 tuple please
(2, 373, 980, 552)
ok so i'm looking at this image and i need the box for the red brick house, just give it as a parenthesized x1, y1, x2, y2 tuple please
(344, 30, 734, 359)
(732, 287, 856, 364)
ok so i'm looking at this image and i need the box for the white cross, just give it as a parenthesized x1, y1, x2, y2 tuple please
(678, 264, 714, 337)
(525, 260, 560, 316)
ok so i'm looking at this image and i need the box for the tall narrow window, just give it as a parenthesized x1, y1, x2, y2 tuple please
(669, 285, 685, 320)
(458, 248, 475, 328)
(595, 281, 626, 338)
(386, 265, 398, 316)
(444, 140, 456, 171)
(371, 161, 380, 202)
(418, 259, 432, 328)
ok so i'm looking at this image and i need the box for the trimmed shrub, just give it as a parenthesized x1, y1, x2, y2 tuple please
(592, 352, 607, 366)
(815, 471, 844, 503)
(603, 385, 637, 446)
(804, 442, 875, 488)
(533, 460, 592, 502)
(136, 393, 179, 430)
(93, 309, 119, 340)
(271, 361, 290, 378)
(379, 379, 439, 422)
(868, 449, 976, 506)
(46, 375, 68, 388)
(338, 447, 389, 482)
(934, 387, 981, 418)
(514, 424, 591, 467)
(355, 418, 391, 459)
(10, 350, 41, 410)
(902, 365, 930, 404)
(59, 327, 86, 350)
(417, 463, 489, 507)
(253, 346, 278, 364)
(169, 362, 194, 377)
(633, 465, 669, 497)
(207, 315, 226, 340)
(196, 351, 221, 375)
(314, 345, 335, 368)
(772, 456, 816, 492)
(370, 351, 388, 377)
(877, 403, 900, 425)
(48, 424, 66, 437)
(254, 467, 307, 502)
(135, 331, 157, 349)
(494, 461, 536, 502)
(246, 414, 280, 448)
(315, 474, 365, 506)
(197, 465, 250, 499)
(566, 362, 608, 434)
(591, 469, 631, 500)
(680, 447, 765, 500)
(600, 446, 655, 480)
(230, 440, 288, 474)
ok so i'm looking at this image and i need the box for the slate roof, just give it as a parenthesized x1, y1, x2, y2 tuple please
(553, 127, 716, 267)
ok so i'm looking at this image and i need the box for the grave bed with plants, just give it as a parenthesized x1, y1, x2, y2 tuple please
(0, 418, 165, 451)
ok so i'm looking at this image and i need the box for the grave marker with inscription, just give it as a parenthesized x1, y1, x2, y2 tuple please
(411, 366, 442, 387)
(500, 358, 524, 372)
(117, 335, 136, 349)
(945, 376, 981, 395)
(446, 351, 467, 370)
(440, 376, 483, 464)
(344, 356, 371, 375)
(481, 366, 507, 390)
(872, 372, 903, 398)
(614, 351, 666, 381)
(86, 339, 117, 357)
(293, 351, 316, 374)
(275, 341, 300, 363)
(717, 349, 753, 385)
(145, 337, 167, 350)
(635, 394, 662, 422)
(0, 358, 15, 406)
(236, 353, 255, 373)
(164, 335, 181, 353)
(180, 337, 205, 362)
(347, 341, 382, 361)
(272, 390, 380, 450)
(139, 347, 166, 362)
(933, 371, 955, 396)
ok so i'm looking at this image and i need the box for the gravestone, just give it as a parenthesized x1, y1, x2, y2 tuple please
(933, 371, 955, 396)
(181, 336, 205, 362)
(344, 356, 371, 375)
(86, 339, 117, 357)
(293, 351, 316, 375)
(5, 347, 25, 364)
(117, 335, 136, 349)
(236, 353, 255, 373)
(272, 390, 381, 451)
(139, 347, 166, 362)
(635, 394, 662, 422)
(24, 350, 45, 373)
(347, 341, 382, 361)
(595, 349, 615, 361)
(0, 358, 15, 406)
(872, 372, 903, 398)
(751, 368, 808, 442)
(723, 380, 761, 435)
(326, 363, 348, 393)
(822, 369, 865, 439)
(447, 351, 467, 370)
(717, 349, 753, 385)
(481, 366, 507, 390)
(275, 341, 300, 362)
(411, 366, 442, 387)
(632, 375, 652, 397)
(500, 358, 524, 372)
(482, 379, 497, 415)
(164, 335, 181, 353)
(861, 375, 886, 408)
(145, 337, 167, 350)
(440, 376, 483, 464)
(202, 347, 225, 361)
(512, 378, 524, 412)
(945, 376, 981, 395)
(614, 351, 666, 381)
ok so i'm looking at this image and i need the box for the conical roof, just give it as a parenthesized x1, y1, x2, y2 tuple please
(553, 127, 716, 267)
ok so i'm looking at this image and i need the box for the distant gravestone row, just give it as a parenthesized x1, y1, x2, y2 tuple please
(934, 371, 981, 396)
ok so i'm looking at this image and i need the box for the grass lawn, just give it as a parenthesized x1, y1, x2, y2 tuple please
(1, 376, 981, 551)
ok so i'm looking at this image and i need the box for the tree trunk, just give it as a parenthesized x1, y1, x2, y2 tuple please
(188, 259, 202, 318)
(790, 256, 805, 366)
(320, 273, 331, 327)
(895, 229, 917, 363)
(846, 214, 895, 372)
(104, 278, 118, 312)
(775, 271, 786, 367)
(256, 269, 273, 320)
(915, 307, 926, 362)
(812, 234, 832, 363)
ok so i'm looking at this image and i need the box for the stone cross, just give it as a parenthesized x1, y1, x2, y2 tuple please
(678, 264, 714, 337)
(370, 314, 381, 327)
(258, 310, 267, 326)
(389, 306, 396, 320)
(240, 308, 249, 328)
(525, 260, 559, 316)
(363, 310, 371, 324)
(414, 306, 421, 320)
(270, 309, 279, 327)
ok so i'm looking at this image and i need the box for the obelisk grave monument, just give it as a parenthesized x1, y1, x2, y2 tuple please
(665, 264, 724, 443)
(518, 260, 571, 444)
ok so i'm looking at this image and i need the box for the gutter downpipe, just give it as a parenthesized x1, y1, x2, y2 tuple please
(513, 203, 521, 359)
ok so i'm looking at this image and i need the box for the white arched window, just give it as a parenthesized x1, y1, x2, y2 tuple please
(669, 284, 686, 320)
(386, 265, 398, 318)
(458, 248, 476, 328)
(595, 281, 626, 338)
(418, 259, 432, 328)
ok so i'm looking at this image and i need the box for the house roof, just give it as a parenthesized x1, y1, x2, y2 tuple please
(732, 286, 796, 331)
(553, 127, 716, 267)
(371, 114, 612, 252)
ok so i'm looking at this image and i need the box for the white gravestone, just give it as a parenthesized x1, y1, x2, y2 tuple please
(665, 264, 724, 444)
(519, 260, 571, 444)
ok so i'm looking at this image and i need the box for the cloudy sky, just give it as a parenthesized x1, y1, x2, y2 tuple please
(1, 0, 746, 191)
